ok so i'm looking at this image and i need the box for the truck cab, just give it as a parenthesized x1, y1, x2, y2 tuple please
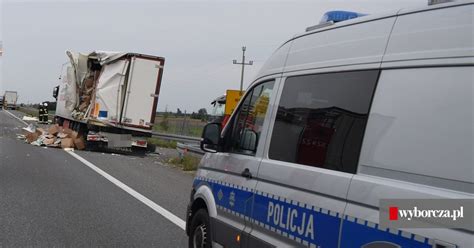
(4, 91, 18, 110)
(209, 90, 244, 128)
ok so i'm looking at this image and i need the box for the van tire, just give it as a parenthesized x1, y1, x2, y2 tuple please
(188, 209, 212, 248)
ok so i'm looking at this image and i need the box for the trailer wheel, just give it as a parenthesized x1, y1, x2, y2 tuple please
(131, 146, 147, 156)
(147, 144, 157, 153)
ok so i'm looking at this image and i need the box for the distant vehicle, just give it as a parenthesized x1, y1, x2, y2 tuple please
(54, 51, 165, 151)
(4, 91, 18, 110)
(209, 90, 243, 127)
(209, 95, 225, 121)
(187, 1, 473, 248)
(0, 95, 3, 108)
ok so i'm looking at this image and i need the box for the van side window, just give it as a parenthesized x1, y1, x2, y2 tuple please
(268, 71, 378, 173)
(359, 67, 473, 184)
(227, 81, 274, 156)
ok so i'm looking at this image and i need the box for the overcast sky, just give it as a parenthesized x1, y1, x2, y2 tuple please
(1, 0, 425, 112)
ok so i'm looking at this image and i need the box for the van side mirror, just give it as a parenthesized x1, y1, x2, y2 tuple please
(200, 122, 221, 153)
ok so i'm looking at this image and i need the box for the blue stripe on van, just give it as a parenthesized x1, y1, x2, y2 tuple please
(340, 217, 431, 248)
(252, 193, 340, 247)
(193, 177, 431, 248)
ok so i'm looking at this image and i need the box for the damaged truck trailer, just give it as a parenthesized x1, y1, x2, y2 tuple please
(54, 51, 164, 152)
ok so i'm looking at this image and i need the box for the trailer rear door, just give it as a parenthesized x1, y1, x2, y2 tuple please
(121, 57, 163, 128)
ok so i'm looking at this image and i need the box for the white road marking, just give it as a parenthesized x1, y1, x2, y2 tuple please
(3, 110, 187, 231)
(3, 110, 29, 126)
(66, 150, 187, 230)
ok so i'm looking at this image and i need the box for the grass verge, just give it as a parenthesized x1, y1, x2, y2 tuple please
(17, 107, 39, 117)
(169, 155, 200, 171)
(147, 137, 177, 149)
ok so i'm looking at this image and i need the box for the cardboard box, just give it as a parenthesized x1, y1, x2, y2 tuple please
(62, 128, 73, 135)
(25, 130, 42, 143)
(79, 102, 89, 111)
(62, 128, 79, 139)
(47, 139, 62, 148)
(43, 137, 56, 146)
(82, 95, 91, 103)
(70, 131, 79, 139)
(74, 137, 86, 150)
(44, 134, 55, 139)
(57, 132, 69, 139)
(61, 138, 75, 148)
(84, 77, 94, 88)
(48, 125, 61, 135)
(25, 132, 39, 143)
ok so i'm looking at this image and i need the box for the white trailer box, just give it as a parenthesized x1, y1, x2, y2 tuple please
(55, 51, 164, 149)
(4, 91, 18, 109)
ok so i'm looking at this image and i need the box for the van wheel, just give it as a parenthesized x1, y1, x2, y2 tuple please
(189, 209, 211, 248)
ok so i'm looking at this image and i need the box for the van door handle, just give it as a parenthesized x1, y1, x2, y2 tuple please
(241, 168, 252, 179)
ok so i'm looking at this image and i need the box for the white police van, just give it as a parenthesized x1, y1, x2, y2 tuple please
(186, 1, 473, 247)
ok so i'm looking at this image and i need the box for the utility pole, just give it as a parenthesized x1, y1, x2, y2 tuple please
(233, 46, 253, 92)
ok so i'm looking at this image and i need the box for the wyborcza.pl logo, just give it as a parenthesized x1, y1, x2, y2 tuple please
(388, 206, 464, 221)
(379, 199, 473, 229)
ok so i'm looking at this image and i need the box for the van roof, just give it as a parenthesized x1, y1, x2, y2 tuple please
(253, 0, 472, 83)
(264, 0, 458, 48)
(290, 0, 471, 45)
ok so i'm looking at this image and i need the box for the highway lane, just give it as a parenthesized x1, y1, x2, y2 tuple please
(4, 109, 194, 220)
(0, 110, 192, 247)
(74, 150, 194, 220)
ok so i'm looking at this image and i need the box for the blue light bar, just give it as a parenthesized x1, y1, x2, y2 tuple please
(320, 11, 366, 24)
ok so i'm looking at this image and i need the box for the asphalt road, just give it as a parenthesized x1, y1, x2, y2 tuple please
(0, 110, 194, 247)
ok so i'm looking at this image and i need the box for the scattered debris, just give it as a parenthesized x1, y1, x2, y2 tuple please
(48, 125, 60, 136)
(19, 124, 86, 150)
(74, 137, 86, 150)
(22, 116, 39, 122)
(22, 123, 37, 133)
(25, 130, 42, 143)
(61, 138, 74, 149)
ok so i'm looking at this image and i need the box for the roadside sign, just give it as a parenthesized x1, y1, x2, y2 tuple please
(224, 90, 244, 116)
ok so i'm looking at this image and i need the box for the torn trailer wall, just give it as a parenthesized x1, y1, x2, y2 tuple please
(94, 59, 129, 124)
(55, 51, 164, 133)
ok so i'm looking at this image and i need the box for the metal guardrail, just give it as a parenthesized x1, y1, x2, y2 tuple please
(15, 108, 200, 144)
(177, 142, 205, 155)
(151, 132, 205, 155)
(151, 131, 201, 144)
